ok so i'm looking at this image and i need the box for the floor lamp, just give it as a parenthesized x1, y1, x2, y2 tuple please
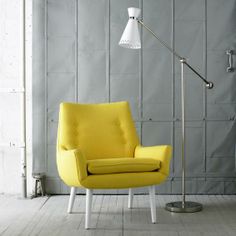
(119, 7, 213, 213)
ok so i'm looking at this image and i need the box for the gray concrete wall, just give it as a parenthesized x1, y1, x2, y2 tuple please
(33, 0, 236, 194)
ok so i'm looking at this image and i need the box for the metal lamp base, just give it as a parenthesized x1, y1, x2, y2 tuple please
(165, 201, 202, 213)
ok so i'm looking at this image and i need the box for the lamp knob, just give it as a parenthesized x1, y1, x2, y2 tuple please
(206, 82, 214, 89)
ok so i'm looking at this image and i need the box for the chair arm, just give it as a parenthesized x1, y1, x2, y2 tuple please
(57, 148, 88, 186)
(134, 145, 172, 176)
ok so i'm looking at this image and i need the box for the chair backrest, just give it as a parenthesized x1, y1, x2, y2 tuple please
(57, 101, 140, 160)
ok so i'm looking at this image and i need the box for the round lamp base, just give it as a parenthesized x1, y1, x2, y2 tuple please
(165, 201, 202, 213)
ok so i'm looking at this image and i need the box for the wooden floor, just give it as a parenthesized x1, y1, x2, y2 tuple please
(0, 194, 236, 236)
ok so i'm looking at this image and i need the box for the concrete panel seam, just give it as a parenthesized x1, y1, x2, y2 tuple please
(75, 0, 78, 102)
(44, 0, 48, 174)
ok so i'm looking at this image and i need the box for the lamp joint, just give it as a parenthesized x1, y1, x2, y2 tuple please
(180, 58, 186, 63)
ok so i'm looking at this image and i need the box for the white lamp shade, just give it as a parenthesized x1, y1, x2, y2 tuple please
(119, 7, 141, 49)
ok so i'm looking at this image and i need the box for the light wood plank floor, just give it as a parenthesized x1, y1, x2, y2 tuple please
(0, 194, 236, 236)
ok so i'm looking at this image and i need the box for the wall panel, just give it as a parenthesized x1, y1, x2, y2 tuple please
(33, 0, 236, 194)
(174, 122, 205, 176)
(78, 51, 107, 102)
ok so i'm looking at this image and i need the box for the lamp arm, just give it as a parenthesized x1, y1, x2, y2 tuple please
(184, 62, 213, 88)
(138, 20, 213, 89)
(138, 20, 182, 60)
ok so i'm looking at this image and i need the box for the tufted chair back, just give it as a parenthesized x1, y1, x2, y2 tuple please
(57, 101, 140, 160)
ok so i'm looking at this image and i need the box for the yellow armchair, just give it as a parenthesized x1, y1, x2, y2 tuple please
(57, 101, 172, 229)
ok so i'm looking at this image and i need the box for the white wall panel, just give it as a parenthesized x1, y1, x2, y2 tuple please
(0, 149, 21, 193)
(0, 0, 32, 194)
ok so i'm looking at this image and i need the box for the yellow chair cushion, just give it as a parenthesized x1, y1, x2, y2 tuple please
(87, 158, 161, 175)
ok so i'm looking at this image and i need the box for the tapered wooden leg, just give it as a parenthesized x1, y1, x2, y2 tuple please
(148, 185, 157, 223)
(85, 189, 93, 229)
(67, 187, 76, 213)
(128, 188, 133, 209)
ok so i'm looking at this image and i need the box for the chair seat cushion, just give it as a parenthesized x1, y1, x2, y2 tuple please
(87, 158, 161, 175)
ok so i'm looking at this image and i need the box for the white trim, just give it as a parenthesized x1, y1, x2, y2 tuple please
(20, 0, 27, 198)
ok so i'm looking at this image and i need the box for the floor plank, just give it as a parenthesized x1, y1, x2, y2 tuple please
(0, 194, 236, 236)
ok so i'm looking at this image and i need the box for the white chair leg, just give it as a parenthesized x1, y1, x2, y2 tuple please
(148, 185, 157, 223)
(128, 188, 133, 209)
(67, 187, 76, 213)
(85, 189, 93, 229)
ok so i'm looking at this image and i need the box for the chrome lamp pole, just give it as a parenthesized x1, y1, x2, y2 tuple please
(119, 7, 213, 213)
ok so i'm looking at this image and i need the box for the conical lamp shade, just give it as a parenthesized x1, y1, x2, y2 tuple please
(119, 8, 141, 49)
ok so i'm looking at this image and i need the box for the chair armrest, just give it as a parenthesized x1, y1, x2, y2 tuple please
(134, 145, 172, 176)
(57, 148, 88, 186)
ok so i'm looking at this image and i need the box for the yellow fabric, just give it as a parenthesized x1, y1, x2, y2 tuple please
(56, 101, 172, 189)
(58, 101, 139, 160)
(87, 158, 160, 174)
(56, 148, 87, 187)
(80, 172, 167, 189)
(134, 145, 172, 176)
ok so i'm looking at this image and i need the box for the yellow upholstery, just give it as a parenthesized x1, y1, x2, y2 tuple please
(57, 101, 139, 160)
(87, 158, 161, 174)
(135, 145, 172, 176)
(57, 101, 172, 189)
